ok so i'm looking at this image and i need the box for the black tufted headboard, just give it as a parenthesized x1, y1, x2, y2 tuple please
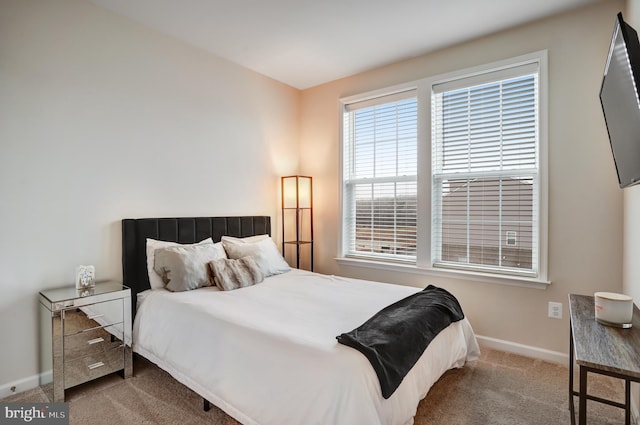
(122, 216, 271, 316)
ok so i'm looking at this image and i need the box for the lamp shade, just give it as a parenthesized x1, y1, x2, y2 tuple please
(282, 176, 312, 209)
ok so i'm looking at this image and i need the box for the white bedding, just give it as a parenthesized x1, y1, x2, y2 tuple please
(133, 269, 480, 425)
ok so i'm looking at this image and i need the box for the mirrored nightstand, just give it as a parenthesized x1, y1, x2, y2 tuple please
(39, 281, 133, 402)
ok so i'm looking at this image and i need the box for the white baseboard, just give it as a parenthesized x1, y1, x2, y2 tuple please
(475, 334, 568, 364)
(0, 372, 45, 400)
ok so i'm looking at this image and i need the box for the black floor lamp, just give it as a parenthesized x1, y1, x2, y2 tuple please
(281, 175, 313, 271)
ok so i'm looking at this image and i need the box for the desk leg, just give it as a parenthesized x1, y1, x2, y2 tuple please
(569, 325, 576, 425)
(626, 379, 631, 425)
(579, 366, 587, 425)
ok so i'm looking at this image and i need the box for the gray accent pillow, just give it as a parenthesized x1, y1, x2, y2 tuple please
(208, 256, 264, 291)
(154, 243, 226, 292)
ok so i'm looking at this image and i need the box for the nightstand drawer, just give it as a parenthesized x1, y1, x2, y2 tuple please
(63, 299, 123, 335)
(64, 324, 124, 361)
(64, 346, 124, 389)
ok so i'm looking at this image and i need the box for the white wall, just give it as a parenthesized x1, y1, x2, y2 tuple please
(625, 183, 640, 301)
(300, 0, 625, 355)
(625, 0, 640, 305)
(623, 1, 640, 420)
(625, 184, 640, 420)
(0, 0, 299, 391)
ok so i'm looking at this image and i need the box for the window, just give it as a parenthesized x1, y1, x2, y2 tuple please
(340, 52, 547, 284)
(342, 90, 418, 261)
(431, 63, 540, 277)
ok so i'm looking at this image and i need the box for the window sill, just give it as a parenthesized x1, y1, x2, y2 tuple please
(334, 257, 551, 290)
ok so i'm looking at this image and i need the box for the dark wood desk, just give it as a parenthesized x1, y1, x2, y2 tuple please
(569, 294, 640, 425)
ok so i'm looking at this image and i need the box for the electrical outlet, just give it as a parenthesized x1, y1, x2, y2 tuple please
(548, 302, 562, 319)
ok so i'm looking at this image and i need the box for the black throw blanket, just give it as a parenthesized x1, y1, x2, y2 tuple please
(336, 285, 465, 399)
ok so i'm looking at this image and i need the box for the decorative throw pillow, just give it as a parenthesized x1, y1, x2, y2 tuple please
(208, 256, 264, 291)
(222, 236, 290, 277)
(146, 238, 216, 290)
(153, 242, 227, 292)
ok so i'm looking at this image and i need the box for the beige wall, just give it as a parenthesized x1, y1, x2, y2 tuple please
(0, 0, 299, 389)
(300, 0, 625, 354)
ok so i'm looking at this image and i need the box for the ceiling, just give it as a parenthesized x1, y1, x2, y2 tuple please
(88, 0, 608, 90)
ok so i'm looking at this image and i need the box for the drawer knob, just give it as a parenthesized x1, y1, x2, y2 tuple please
(87, 337, 104, 345)
(87, 362, 105, 370)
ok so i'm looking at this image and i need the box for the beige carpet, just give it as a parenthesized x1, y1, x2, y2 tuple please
(2, 346, 625, 424)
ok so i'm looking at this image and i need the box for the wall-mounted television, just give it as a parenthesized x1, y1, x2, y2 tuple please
(600, 12, 640, 188)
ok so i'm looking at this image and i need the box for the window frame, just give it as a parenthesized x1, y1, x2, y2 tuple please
(338, 51, 549, 288)
(341, 87, 419, 262)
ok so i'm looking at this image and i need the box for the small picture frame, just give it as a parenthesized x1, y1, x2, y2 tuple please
(75, 265, 95, 289)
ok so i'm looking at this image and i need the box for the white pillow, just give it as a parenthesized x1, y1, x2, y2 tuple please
(146, 238, 220, 289)
(222, 236, 290, 277)
(220, 234, 270, 245)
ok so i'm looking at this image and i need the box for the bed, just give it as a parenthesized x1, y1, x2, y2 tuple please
(122, 216, 480, 425)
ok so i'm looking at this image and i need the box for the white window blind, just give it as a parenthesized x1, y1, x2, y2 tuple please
(342, 90, 418, 261)
(431, 63, 540, 276)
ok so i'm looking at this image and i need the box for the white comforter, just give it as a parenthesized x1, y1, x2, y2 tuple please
(133, 269, 479, 425)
